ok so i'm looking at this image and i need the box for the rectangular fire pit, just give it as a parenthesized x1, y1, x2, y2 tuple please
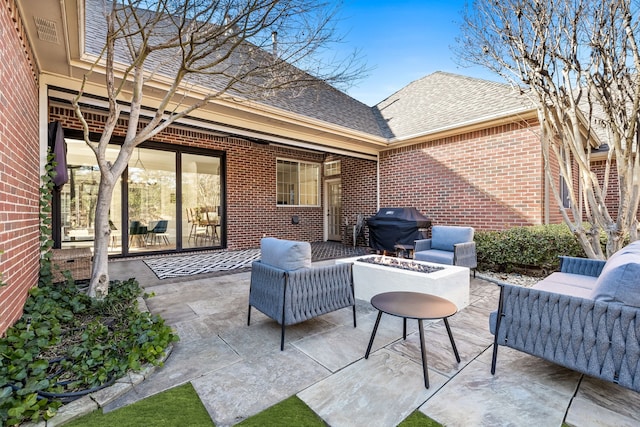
(336, 255, 470, 310)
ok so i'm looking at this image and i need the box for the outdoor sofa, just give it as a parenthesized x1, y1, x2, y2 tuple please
(489, 240, 640, 392)
(248, 237, 356, 350)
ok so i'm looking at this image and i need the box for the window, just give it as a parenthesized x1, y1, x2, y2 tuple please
(324, 160, 341, 176)
(277, 159, 320, 206)
(559, 148, 571, 209)
(560, 176, 571, 209)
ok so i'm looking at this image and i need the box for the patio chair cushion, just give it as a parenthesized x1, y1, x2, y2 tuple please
(414, 249, 454, 265)
(431, 226, 474, 252)
(260, 237, 312, 271)
(590, 240, 640, 307)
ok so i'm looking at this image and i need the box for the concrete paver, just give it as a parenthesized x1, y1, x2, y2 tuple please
(100, 245, 640, 426)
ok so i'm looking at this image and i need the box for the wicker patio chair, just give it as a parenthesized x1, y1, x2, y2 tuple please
(248, 237, 356, 350)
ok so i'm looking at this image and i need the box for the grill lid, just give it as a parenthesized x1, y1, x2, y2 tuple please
(368, 207, 431, 227)
(366, 207, 431, 252)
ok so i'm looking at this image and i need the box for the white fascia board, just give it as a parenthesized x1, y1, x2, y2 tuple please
(70, 55, 387, 148)
(45, 82, 378, 161)
(387, 107, 538, 144)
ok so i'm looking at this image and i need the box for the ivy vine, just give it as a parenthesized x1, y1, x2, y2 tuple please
(0, 151, 178, 426)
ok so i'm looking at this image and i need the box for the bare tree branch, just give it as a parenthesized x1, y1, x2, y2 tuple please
(457, 0, 640, 258)
(75, 0, 367, 298)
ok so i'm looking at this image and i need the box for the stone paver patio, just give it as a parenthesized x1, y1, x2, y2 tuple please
(98, 246, 640, 427)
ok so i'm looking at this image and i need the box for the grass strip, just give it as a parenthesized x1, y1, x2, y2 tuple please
(63, 383, 442, 427)
(237, 397, 443, 426)
(64, 383, 213, 427)
(236, 396, 325, 426)
(397, 410, 442, 426)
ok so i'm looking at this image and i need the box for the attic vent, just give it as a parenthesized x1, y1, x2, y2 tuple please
(34, 17, 58, 43)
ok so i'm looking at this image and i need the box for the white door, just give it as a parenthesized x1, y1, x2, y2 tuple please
(326, 180, 342, 241)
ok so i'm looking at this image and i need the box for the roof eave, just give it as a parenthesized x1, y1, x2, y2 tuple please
(382, 108, 539, 150)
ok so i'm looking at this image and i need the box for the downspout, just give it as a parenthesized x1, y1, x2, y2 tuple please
(544, 167, 550, 224)
(39, 80, 49, 177)
(376, 154, 380, 210)
(539, 110, 550, 224)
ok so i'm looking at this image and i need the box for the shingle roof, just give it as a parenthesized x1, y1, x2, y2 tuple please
(373, 72, 534, 140)
(257, 79, 390, 137)
(83, 0, 389, 139)
(82, 2, 532, 143)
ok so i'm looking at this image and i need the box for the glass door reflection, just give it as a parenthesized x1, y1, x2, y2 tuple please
(182, 154, 222, 249)
(127, 148, 176, 253)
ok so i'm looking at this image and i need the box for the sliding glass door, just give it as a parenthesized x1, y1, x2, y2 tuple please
(181, 153, 222, 249)
(127, 148, 176, 253)
(61, 139, 121, 253)
(58, 138, 224, 255)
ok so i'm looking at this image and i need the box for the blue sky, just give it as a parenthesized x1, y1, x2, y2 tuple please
(331, 0, 502, 105)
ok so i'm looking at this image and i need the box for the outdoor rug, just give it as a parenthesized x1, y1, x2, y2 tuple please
(143, 249, 261, 279)
(143, 242, 369, 280)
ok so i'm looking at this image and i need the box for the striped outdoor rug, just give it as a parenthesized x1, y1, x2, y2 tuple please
(143, 249, 261, 279)
(143, 242, 368, 280)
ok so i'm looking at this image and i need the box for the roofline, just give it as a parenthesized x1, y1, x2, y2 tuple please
(69, 54, 389, 144)
(45, 81, 379, 161)
(381, 108, 539, 150)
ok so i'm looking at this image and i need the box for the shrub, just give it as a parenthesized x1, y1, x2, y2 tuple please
(475, 224, 587, 274)
(0, 279, 178, 426)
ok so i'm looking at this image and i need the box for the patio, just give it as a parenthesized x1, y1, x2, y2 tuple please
(99, 243, 640, 426)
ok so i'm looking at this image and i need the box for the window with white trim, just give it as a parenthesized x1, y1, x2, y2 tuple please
(559, 148, 571, 209)
(324, 160, 341, 176)
(277, 159, 320, 206)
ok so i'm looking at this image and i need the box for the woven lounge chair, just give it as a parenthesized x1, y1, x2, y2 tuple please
(248, 237, 356, 350)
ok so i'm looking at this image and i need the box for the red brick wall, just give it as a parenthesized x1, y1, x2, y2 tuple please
(49, 105, 378, 249)
(591, 159, 640, 222)
(0, 0, 41, 335)
(339, 155, 378, 244)
(591, 160, 617, 217)
(378, 120, 544, 230)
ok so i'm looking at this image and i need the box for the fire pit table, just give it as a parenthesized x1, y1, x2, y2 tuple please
(335, 255, 470, 310)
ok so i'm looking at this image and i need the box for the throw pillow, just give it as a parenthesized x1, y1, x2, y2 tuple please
(590, 241, 640, 307)
(260, 237, 312, 271)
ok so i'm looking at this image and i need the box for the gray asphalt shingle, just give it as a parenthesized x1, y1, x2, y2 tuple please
(373, 72, 533, 140)
(83, 1, 533, 143)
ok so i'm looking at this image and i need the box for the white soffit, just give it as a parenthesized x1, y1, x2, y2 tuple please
(47, 88, 378, 161)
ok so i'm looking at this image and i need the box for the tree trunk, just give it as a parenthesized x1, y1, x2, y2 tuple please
(89, 176, 116, 299)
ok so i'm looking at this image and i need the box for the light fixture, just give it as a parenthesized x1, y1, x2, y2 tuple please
(129, 148, 157, 185)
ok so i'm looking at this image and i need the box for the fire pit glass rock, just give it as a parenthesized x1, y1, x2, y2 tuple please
(356, 256, 444, 274)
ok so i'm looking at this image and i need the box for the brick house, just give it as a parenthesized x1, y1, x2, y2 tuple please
(0, 1, 42, 334)
(0, 0, 609, 334)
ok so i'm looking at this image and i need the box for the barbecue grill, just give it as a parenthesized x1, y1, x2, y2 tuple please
(366, 207, 431, 253)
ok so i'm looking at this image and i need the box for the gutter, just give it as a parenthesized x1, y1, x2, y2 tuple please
(384, 107, 538, 147)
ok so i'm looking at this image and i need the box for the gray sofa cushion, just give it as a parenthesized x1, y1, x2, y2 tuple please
(536, 272, 598, 290)
(260, 237, 312, 271)
(431, 226, 474, 251)
(533, 281, 594, 299)
(590, 241, 640, 307)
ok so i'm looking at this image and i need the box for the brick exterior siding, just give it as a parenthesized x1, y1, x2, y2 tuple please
(48, 105, 378, 250)
(333, 154, 378, 246)
(591, 159, 640, 222)
(0, 0, 41, 335)
(378, 119, 545, 230)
